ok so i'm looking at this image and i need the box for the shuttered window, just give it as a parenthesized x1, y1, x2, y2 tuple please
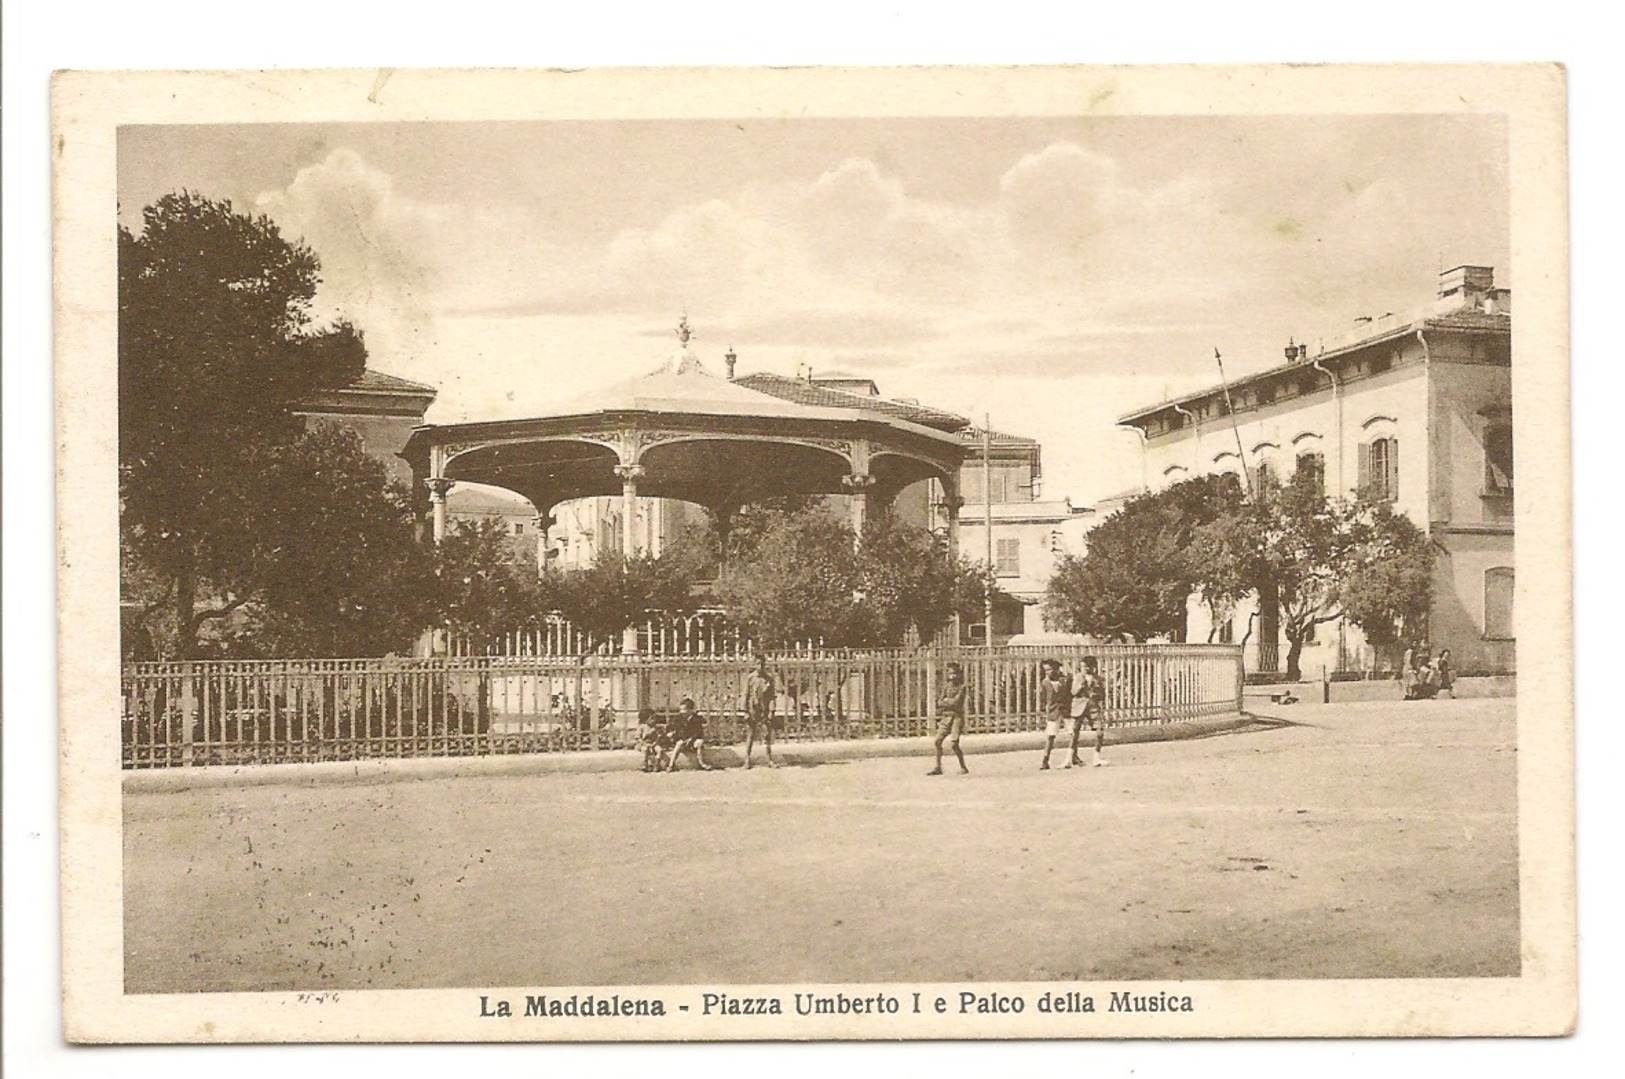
(995, 538, 1021, 577)
(1358, 437, 1399, 501)
(1484, 423, 1513, 493)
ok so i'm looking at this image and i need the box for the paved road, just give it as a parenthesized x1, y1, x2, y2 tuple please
(123, 698, 1518, 992)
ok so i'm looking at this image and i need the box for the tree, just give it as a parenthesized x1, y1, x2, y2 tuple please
(1043, 474, 1242, 641)
(1190, 477, 1365, 680)
(714, 512, 867, 648)
(241, 427, 436, 657)
(552, 554, 702, 646)
(431, 518, 558, 654)
(120, 191, 367, 657)
(1336, 499, 1435, 666)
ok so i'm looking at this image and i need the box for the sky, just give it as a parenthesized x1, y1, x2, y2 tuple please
(118, 115, 1508, 504)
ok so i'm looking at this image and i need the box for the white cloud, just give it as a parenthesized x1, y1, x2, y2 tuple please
(254, 149, 442, 375)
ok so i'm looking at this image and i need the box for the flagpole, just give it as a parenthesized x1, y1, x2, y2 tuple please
(1215, 348, 1254, 500)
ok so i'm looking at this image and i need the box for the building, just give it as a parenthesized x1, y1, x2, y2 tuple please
(292, 368, 438, 488)
(925, 427, 1096, 640)
(1118, 265, 1514, 677)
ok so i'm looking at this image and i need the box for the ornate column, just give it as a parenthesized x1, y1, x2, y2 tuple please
(842, 471, 876, 539)
(533, 513, 556, 575)
(425, 477, 455, 544)
(942, 474, 964, 646)
(614, 464, 646, 557)
(942, 474, 963, 563)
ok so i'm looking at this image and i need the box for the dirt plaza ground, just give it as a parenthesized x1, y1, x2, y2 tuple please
(123, 698, 1519, 993)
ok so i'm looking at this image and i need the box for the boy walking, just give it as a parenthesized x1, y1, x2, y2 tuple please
(929, 662, 969, 776)
(1038, 659, 1073, 770)
(1069, 656, 1109, 768)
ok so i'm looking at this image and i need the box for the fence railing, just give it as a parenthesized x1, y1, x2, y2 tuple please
(121, 645, 1245, 769)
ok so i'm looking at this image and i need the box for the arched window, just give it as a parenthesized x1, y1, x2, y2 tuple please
(1484, 567, 1515, 640)
(1295, 451, 1325, 496)
(1358, 436, 1398, 501)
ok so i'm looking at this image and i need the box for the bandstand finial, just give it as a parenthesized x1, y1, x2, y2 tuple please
(676, 314, 693, 347)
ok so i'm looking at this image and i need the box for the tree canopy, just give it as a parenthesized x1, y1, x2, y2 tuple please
(714, 504, 987, 650)
(120, 191, 372, 657)
(1044, 474, 1242, 641)
(1046, 471, 1433, 679)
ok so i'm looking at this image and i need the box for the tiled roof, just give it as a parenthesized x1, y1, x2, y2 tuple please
(1423, 309, 1512, 333)
(1118, 303, 1510, 425)
(345, 368, 438, 395)
(959, 426, 1039, 448)
(733, 373, 968, 432)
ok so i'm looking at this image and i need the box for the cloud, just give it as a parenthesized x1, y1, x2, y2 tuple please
(254, 149, 442, 374)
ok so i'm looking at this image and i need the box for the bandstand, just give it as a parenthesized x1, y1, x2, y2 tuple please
(402, 321, 970, 577)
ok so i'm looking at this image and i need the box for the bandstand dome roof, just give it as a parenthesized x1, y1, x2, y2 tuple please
(402, 328, 970, 518)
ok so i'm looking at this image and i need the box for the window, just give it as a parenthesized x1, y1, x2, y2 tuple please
(1217, 618, 1234, 644)
(1358, 437, 1399, 501)
(512, 521, 526, 535)
(1484, 567, 1515, 639)
(1295, 452, 1325, 496)
(995, 538, 1021, 577)
(1250, 461, 1280, 497)
(1484, 421, 1513, 494)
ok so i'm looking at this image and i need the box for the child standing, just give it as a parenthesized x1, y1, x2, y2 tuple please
(928, 662, 969, 776)
(1069, 656, 1109, 768)
(1037, 659, 1073, 771)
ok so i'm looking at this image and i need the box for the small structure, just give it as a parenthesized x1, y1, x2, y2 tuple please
(402, 320, 971, 570)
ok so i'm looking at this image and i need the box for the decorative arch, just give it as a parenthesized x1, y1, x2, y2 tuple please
(1359, 413, 1400, 431)
(1290, 430, 1325, 446)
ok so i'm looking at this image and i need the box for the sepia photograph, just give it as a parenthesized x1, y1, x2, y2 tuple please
(51, 63, 1573, 1043)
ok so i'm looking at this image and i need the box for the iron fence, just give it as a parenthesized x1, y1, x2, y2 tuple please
(121, 645, 1244, 769)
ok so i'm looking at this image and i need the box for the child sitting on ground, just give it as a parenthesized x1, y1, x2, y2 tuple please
(637, 708, 666, 772)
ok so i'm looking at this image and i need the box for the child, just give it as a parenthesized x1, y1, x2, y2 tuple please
(1037, 659, 1073, 771)
(666, 697, 717, 772)
(636, 708, 665, 773)
(929, 662, 969, 776)
(1069, 656, 1109, 767)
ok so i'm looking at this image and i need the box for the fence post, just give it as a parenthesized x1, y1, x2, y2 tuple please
(1235, 647, 1246, 714)
(178, 661, 197, 767)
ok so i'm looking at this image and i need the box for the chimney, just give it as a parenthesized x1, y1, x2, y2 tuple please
(724, 345, 737, 380)
(1438, 265, 1494, 308)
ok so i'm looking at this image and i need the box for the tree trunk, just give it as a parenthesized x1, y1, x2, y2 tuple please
(1284, 632, 1305, 683)
(173, 557, 196, 660)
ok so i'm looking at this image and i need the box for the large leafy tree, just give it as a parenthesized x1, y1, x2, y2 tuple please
(431, 518, 559, 653)
(715, 507, 983, 650)
(552, 554, 702, 646)
(1335, 499, 1435, 665)
(242, 427, 436, 657)
(1044, 474, 1242, 641)
(1191, 478, 1435, 680)
(120, 191, 367, 657)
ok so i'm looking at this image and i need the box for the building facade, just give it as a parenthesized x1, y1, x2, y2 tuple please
(1119, 265, 1514, 677)
(924, 428, 1096, 640)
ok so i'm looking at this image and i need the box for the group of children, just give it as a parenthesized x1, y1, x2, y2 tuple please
(636, 697, 717, 772)
(638, 654, 1114, 775)
(1401, 645, 1456, 701)
(927, 656, 1110, 775)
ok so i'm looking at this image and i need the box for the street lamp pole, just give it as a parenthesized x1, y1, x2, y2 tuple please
(983, 414, 994, 648)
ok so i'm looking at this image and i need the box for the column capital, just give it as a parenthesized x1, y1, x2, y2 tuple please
(425, 477, 455, 502)
(841, 472, 876, 492)
(614, 463, 647, 484)
(532, 513, 557, 530)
